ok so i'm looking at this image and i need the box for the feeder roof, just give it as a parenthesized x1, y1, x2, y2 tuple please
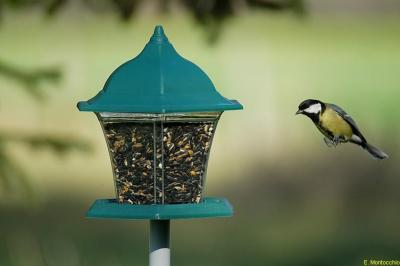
(77, 26, 242, 113)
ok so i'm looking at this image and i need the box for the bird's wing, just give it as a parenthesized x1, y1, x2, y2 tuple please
(327, 103, 365, 139)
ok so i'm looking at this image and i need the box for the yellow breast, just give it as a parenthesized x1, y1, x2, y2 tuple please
(320, 108, 353, 139)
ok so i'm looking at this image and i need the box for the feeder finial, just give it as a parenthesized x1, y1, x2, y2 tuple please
(150, 25, 168, 44)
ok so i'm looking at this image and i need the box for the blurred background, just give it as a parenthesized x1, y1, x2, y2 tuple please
(0, 0, 399, 265)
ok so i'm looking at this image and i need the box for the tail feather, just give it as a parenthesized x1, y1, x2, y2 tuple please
(361, 142, 389, 160)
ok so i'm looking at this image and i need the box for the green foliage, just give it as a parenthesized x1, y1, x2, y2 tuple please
(0, 144, 31, 196)
(0, 133, 92, 155)
(0, 0, 306, 43)
(0, 60, 91, 199)
(0, 60, 61, 100)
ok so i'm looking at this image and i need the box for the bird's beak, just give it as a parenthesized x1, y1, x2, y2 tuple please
(295, 110, 302, 115)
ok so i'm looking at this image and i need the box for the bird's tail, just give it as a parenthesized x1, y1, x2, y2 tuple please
(361, 142, 389, 160)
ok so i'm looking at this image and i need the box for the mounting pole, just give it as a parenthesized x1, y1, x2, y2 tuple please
(149, 220, 170, 266)
(86, 198, 233, 265)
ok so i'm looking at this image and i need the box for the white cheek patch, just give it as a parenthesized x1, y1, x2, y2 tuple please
(304, 103, 321, 114)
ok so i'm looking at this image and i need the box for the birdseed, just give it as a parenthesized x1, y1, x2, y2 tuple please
(102, 120, 217, 204)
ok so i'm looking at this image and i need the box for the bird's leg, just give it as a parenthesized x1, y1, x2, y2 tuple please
(332, 136, 341, 147)
(324, 137, 335, 147)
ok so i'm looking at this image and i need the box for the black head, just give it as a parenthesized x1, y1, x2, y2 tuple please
(296, 99, 325, 118)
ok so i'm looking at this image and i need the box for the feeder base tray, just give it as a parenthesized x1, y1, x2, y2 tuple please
(86, 197, 233, 220)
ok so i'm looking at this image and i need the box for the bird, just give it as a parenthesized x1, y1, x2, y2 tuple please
(296, 99, 388, 159)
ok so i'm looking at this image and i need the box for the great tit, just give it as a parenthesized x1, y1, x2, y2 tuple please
(296, 99, 388, 159)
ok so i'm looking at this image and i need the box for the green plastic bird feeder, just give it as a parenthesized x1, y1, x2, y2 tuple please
(78, 25, 242, 266)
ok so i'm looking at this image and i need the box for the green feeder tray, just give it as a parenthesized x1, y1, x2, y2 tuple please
(86, 197, 233, 220)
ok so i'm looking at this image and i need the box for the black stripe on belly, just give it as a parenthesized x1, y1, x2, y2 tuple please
(316, 122, 334, 140)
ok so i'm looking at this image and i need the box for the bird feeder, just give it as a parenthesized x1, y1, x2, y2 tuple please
(78, 26, 242, 266)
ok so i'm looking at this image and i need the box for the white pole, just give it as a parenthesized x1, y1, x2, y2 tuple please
(149, 220, 170, 266)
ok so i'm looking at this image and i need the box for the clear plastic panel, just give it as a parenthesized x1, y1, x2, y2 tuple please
(97, 112, 221, 204)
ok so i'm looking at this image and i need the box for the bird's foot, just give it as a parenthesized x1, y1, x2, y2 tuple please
(324, 137, 335, 147)
(332, 136, 342, 147)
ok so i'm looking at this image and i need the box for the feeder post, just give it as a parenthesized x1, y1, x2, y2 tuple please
(150, 220, 170, 266)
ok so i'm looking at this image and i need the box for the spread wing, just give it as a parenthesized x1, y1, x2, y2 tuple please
(327, 103, 365, 141)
